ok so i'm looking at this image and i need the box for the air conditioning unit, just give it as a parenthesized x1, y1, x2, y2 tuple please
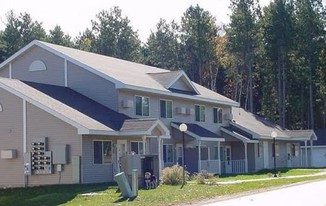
(122, 99, 133, 108)
(224, 113, 233, 121)
(1, 149, 17, 159)
(176, 107, 186, 114)
(186, 108, 194, 115)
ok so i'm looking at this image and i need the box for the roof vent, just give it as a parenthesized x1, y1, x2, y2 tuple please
(29, 60, 47, 71)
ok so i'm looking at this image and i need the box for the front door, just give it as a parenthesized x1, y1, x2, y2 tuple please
(116, 140, 127, 173)
(225, 145, 232, 173)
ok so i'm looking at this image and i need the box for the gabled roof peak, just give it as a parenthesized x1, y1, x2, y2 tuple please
(0, 40, 239, 107)
(148, 70, 200, 95)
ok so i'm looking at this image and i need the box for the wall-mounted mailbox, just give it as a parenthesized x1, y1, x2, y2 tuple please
(1, 149, 17, 159)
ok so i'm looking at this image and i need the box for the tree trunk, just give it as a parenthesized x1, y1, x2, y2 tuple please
(282, 56, 286, 128)
(277, 52, 283, 128)
(308, 60, 314, 129)
(249, 61, 253, 113)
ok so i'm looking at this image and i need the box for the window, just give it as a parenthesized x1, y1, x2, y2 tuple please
(136, 96, 149, 116)
(272, 142, 280, 157)
(130, 141, 144, 154)
(195, 105, 205, 122)
(163, 144, 173, 163)
(93, 140, 112, 164)
(160, 100, 173, 118)
(289, 143, 299, 156)
(213, 108, 223, 123)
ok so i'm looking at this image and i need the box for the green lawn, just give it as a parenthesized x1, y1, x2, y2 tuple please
(0, 169, 325, 206)
(216, 168, 326, 182)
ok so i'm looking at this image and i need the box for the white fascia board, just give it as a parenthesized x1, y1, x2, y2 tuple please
(34, 41, 125, 88)
(166, 71, 200, 95)
(0, 40, 37, 69)
(200, 137, 225, 142)
(121, 85, 239, 107)
(229, 122, 261, 138)
(220, 127, 252, 143)
(170, 122, 223, 142)
(0, 40, 125, 89)
(147, 120, 171, 137)
(0, 81, 92, 135)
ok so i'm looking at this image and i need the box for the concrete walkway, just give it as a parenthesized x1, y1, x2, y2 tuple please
(214, 171, 326, 185)
(202, 179, 326, 206)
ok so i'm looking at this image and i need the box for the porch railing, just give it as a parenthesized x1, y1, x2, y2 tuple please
(221, 159, 246, 174)
(200, 160, 220, 174)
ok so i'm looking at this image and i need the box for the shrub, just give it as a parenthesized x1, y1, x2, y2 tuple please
(192, 171, 217, 185)
(192, 173, 205, 184)
(162, 164, 189, 185)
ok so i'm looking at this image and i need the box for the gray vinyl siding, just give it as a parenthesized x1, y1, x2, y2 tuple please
(255, 143, 264, 171)
(0, 89, 24, 188)
(232, 142, 245, 160)
(26, 103, 81, 186)
(0, 65, 9, 78)
(118, 90, 231, 133)
(11, 46, 65, 86)
(67, 62, 118, 110)
(81, 136, 114, 184)
(247, 144, 255, 172)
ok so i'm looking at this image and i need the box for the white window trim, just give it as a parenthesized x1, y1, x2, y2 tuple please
(163, 144, 174, 163)
(213, 107, 223, 124)
(195, 104, 206, 122)
(92, 140, 113, 165)
(135, 95, 150, 116)
(130, 141, 144, 154)
(160, 99, 173, 119)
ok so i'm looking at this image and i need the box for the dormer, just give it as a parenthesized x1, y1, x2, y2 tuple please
(148, 70, 200, 95)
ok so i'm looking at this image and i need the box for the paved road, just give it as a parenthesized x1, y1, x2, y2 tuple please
(203, 179, 326, 206)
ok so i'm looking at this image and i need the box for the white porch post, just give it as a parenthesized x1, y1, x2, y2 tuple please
(198, 140, 201, 173)
(158, 136, 163, 180)
(208, 147, 211, 160)
(217, 141, 221, 175)
(142, 136, 146, 155)
(304, 140, 308, 167)
(310, 139, 313, 167)
(244, 142, 248, 173)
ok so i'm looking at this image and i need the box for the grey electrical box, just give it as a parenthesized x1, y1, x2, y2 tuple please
(52, 144, 68, 164)
(23, 152, 31, 176)
(120, 155, 141, 176)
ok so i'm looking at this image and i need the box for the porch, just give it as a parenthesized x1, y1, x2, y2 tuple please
(220, 126, 258, 174)
(171, 123, 224, 175)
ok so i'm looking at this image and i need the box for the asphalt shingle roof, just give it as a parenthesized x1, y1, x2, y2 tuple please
(120, 119, 158, 132)
(0, 78, 130, 132)
(172, 122, 219, 139)
(23, 41, 238, 106)
(24, 81, 130, 131)
(231, 107, 315, 140)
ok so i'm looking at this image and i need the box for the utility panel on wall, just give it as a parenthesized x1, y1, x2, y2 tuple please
(52, 144, 69, 164)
